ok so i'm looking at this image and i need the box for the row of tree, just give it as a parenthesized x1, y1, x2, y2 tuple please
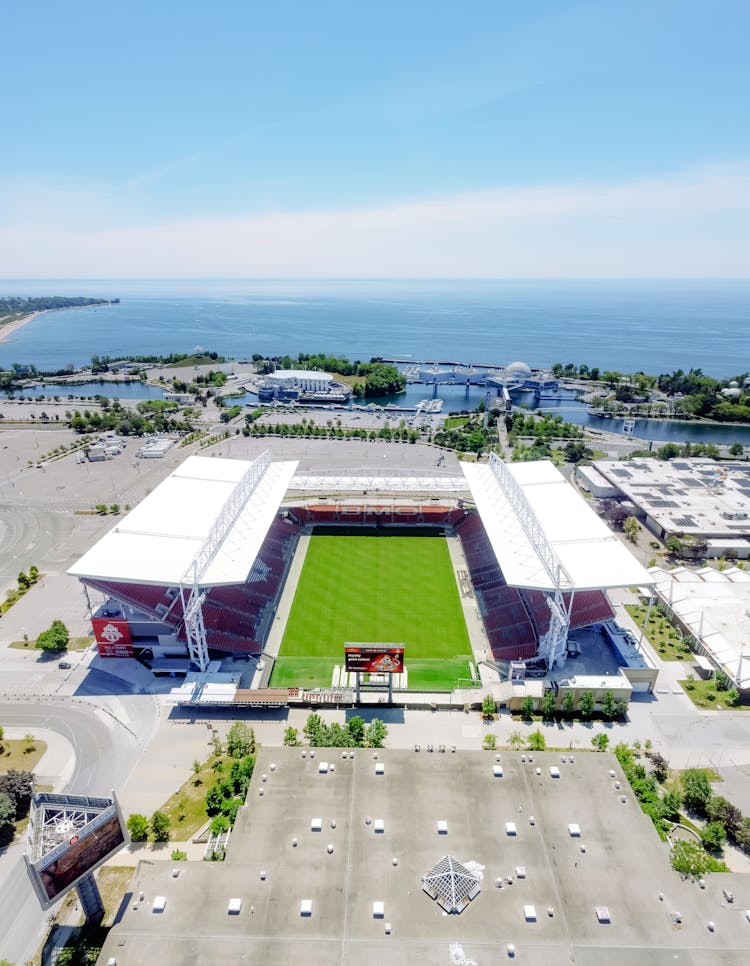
(289, 714, 388, 748)
(520, 687, 627, 722)
(244, 421, 420, 443)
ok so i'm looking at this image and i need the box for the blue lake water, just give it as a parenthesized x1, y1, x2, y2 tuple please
(2, 381, 165, 400)
(0, 278, 748, 378)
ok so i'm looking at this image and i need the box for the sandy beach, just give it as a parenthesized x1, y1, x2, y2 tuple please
(0, 310, 43, 344)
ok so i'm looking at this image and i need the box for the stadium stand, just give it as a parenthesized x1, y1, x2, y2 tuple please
(455, 514, 613, 661)
(83, 515, 302, 657)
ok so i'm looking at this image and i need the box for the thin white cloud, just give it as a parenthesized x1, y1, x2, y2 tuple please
(1, 162, 749, 277)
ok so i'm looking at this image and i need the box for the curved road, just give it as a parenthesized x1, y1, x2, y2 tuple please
(0, 686, 159, 963)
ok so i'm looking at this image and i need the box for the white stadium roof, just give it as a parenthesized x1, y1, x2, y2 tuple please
(461, 458, 653, 591)
(68, 454, 297, 587)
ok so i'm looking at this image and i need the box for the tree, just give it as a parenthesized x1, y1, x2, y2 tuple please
(591, 732, 609, 752)
(700, 821, 727, 852)
(304, 713, 328, 746)
(346, 716, 366, 746)
(520, 696, 535, 721)
(662, 790, 683, 821)
(682, 768, 713, 815)
(35, 619, 70, 652)
(540, 690, 557, 719)
(210, 814, 230, 835)
(283, 726, 300, 746)
(623, 516, 640, 543)
(28, 565, 39, 583)
(648, 752, 669, 783)
(0, 770, 33, 819)
(0, 793, 15, 835)
(601, 690, 617, 720)
(364, 718, 388, 748)
(205, 784, 225, 816)
(729, 442, 744, 457)
(127, 813, 149, 841)
(508, 730, 524, 750)
(481, 694, 496, 719)
(483, 733, 497, 751)
(150, 810, 171, 842)
(17, 571, 30, 591)
(561, 691, 576, 716)
(706, 796, 743, 838)
(670, 839, 712, 877)
(226, 722, 255, 758)
(527, 729, 546, 751)
(578, 690, 595, 719)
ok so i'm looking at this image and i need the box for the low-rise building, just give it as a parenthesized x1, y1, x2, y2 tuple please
(594, 458, 750, 557)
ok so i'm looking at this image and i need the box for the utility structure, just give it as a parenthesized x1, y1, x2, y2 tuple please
(180, 450, 274, 671)
(486, 453, 575, 667)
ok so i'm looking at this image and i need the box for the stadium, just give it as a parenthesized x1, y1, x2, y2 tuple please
(68, 450, 655, 705)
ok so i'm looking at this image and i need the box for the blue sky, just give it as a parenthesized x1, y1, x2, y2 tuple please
(2, 0, 749, 277)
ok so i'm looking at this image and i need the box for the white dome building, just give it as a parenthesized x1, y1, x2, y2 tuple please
(503, 361, 532, 386)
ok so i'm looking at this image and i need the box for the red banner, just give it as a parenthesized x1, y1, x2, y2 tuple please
(345, 646, 404, 674)
(92, 618, 133, 658)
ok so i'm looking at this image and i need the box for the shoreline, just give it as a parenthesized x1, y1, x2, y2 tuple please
(0, 310, 44, 344)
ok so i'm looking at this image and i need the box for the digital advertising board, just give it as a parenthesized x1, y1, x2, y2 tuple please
(25, 795, 129, 909)
(344, 644, 405, 674)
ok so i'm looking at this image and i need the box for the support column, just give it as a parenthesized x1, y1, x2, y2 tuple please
(76, 871, 104, 923)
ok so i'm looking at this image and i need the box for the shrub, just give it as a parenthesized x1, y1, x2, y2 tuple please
(171, 849, 187, 861)
(127, 813, 149, 841)
(682, 769, 713, 815)
(700, 821, 727, 852)
(210, 814, 230, 835)
(591, 733, 609, 752)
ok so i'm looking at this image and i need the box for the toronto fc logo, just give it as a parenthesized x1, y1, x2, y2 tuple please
(100, 622, 125, 644)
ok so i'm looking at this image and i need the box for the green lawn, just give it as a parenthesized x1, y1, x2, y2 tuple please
(679, 678, 750, 711)
(272, 534, 473, 691)
(624, 603, 691, 661)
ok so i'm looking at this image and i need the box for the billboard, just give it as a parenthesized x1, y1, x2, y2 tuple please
(25, 795, 129, 909)
(344, 645, 404, 674)
(92, 618, 134, 658)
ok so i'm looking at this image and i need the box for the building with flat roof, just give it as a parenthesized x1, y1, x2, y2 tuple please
(258, 369, 351, 403)
(99, 747, 750, 966)
(594, 458, 750, 557)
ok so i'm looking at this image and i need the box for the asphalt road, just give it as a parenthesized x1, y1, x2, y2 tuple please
(0, 687, 158, 963)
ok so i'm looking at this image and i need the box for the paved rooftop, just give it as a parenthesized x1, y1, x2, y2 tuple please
(99, 748, 750, 965)
(595, 458, 750, 544)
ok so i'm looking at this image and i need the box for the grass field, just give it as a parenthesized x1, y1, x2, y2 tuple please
(272, 534, 473, 691)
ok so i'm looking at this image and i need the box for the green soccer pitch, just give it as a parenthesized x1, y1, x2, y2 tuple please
(270, 533, 474, 691)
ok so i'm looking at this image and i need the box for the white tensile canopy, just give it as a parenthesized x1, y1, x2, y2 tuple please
(461, 458, 653, 591)
(68, 454, 297, 587)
